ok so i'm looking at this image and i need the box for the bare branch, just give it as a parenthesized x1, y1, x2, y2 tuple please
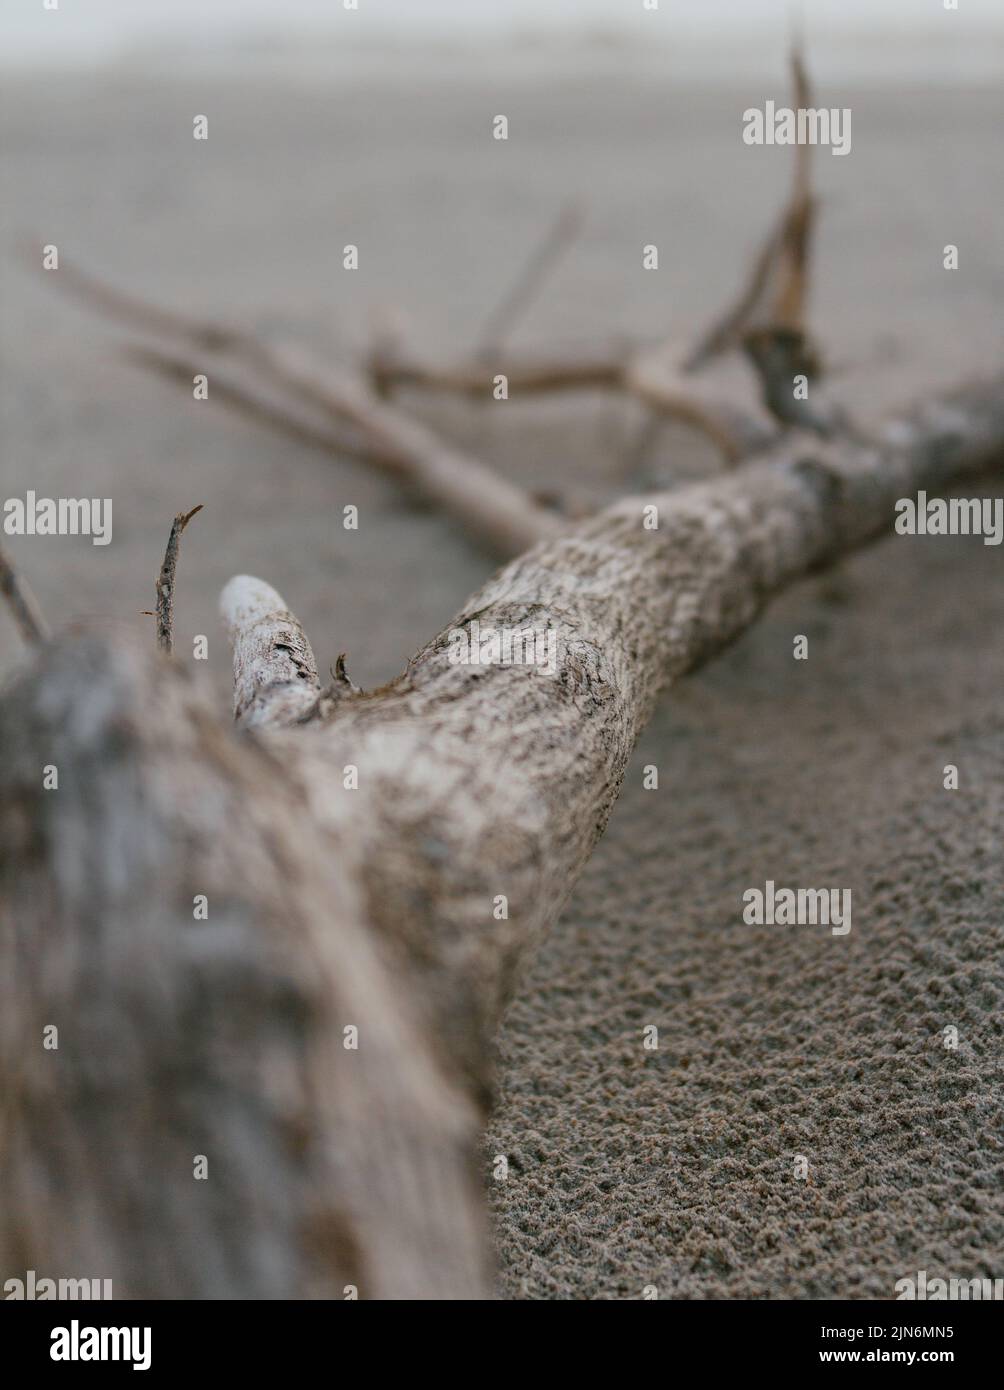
(4, 372, 1001, 1298)
(131, 344, 398, 469)
(683, 44, 817, 374)
(369, 343, 775, 463)
(683, 223, 784, 373)
(246, 341, 567, 555)
(0, 543, 50, 645)
(38, 254, 242, 353)
(369, 346, 622, 399)
(475, 199, 584, 357)
(8, 41, 999, 1304)
(623, 349, 778, 462)
(45, 261, 563, 559)
(154, 505, 202, 654)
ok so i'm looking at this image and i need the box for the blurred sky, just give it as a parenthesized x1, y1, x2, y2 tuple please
(3, 0, 1003, 66)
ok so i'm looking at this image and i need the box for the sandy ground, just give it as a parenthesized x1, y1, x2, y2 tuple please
(1, 54, 1002, 1299)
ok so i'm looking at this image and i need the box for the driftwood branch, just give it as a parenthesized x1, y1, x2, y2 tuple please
(368, 341, 778, 464)
(685, 46, 815, 373)
(682, 45, 841, 439)
(361, 54, 821, 465)
(30, 43, 824, 537)
(3, 373, 1002, 1298)
(621, 349, 779, 461)
(368, 345, 624, 399)
(369, 46, 825, 460)
(36, 64, 817, 545)
(132, 344, 400, 470)
(7, 44, 1000, 1299)
(45, 259, 563, 559)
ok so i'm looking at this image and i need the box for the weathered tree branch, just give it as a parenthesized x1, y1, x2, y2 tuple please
(362, 49, 822, 464)
(367, 341, 778, 464)
(132, 343, 401, 471)
(0, 638, 490, 1299)
(681, 45, 842, 440)
(3, 372, 1001, 1298)
(684, 47, 816, 374)
(622, 348, 779, 461)
(367, 345, 624, 399)
(45, 260, 564, 559)
(7, 44, 997, 1298)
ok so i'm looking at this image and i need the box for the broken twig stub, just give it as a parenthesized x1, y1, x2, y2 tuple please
(154, 504, 202, 654)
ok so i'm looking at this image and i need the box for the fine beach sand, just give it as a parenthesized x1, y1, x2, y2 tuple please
(1, 46, 1002, 1299)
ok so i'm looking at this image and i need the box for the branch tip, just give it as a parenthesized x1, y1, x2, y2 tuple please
(0, 543, 51, 646)
(155, 504, 202, 655)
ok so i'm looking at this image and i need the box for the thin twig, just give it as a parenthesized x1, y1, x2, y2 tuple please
(44, 263, 563, 558)
(370, 348, 622, 399)
(476, 200, 584, 358)
(332, 654, 360, 694)
(622, 350, 778, 461)
(130, 345, 397, 470)
(683, 222, 784, 372)
(368, 343, 776, 461)
(155, 505, 203, 654)
(683, 44, 816, 372)
(0, 543, 50, 644)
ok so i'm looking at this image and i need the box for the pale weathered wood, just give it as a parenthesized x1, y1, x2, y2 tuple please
(48, 258, 564, 559)
(0, 639, 490, 1299)
(220, 575, 321, 730)
(2, 374, 1001, 1298)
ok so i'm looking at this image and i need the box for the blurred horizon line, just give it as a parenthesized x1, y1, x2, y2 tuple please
(3, 25, 1003, 84)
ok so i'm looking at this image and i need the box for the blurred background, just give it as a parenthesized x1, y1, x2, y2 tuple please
(2, 1, 1002, 1299)
(1, 0, 1002, 688)
(4, 0, 1004, 77)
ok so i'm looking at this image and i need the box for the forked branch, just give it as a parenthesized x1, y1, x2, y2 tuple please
(3, 373, 1001, 1298)
(45, 258, 563, 559)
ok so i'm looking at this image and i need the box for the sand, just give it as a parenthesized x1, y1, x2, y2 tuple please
(1, 52, 1001, 1300)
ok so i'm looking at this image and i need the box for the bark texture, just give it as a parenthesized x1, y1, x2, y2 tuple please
(1, 376, 1002, 1297)
(221, 575, 321, 730)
